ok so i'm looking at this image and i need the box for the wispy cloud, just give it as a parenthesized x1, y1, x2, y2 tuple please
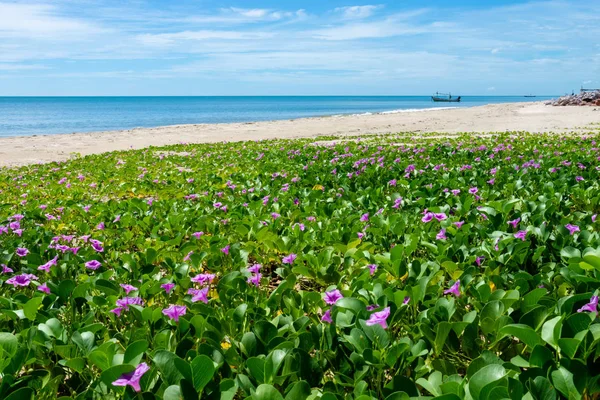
(334, 5, 382, 19)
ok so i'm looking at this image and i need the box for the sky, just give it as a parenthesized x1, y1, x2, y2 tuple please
(0, 0, 598, 96)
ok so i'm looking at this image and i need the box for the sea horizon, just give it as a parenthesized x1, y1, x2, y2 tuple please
(0, 95, 557, 137)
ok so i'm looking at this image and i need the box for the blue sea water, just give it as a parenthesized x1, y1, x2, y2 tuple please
(0, 96, 556, 137)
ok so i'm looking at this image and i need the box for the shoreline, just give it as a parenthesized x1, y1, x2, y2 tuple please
(1, 101, 598, 167)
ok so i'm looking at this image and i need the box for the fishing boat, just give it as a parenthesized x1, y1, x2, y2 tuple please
(524, 94, 536, 97)
(431, 92, 461, 102)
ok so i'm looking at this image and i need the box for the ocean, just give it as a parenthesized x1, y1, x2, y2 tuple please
(0, 96, 556, 137)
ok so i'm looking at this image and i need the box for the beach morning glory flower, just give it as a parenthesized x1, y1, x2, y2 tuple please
(16, 247, 29, 257)
(403, 296, 410, 305)
(321, 309, 333, 324)
(161, 283, 175, 293)
(577, 295, 598, 315)
(444, 280, 461, 297)
(120, 284, 138, 294)
(282, 254, 297, 265)
(367, 264, 377, 275)
(191, 273, 215, 285)
(360, 213, 369, 222)
(183, 251, 193, 262)
(221, 245, 230, 255)
(90, 240, 104, 252)
(38, 256, 58, 272)
(192, 231, 204, 239)
(454, 221, 465, 229)
(469, 187, 478, 194)
(508, 218, 521, 228)
(188, 287, 209, 303)
(365, 307, 391, 329)
(436, 229, 447, 240)
(434, 213, 447, 221)
(6, 273, 37, 287)
(2, 265, 14, 274)
(112, 362, 150, 392)
(422, 212, 434, 223)
(475, 256, 485, 266)
(593, 214, 597, 223)
(248, 264, 262, 274)
(324, 289, 343, 305)
(565, 224, 580, 235)
(247, 273, 262, 287)
(38, 282, 50, 294)
(162, 305, 187, 322)
(514, 230, 527, 241)
(85, 260, 102, 270)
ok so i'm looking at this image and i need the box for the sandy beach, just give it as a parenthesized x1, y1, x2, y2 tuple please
(1, 101, 599, 167)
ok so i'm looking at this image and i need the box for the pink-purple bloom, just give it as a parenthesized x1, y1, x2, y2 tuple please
(162, 305, 187, 322)
(444, 280, 461, 297)
(120, 284, 138, 294)
(16, 247, 29, 257)
(365, 307, 391, 329)
(565, 224, 580, 235)
(6, 273, 37, 287)
(508, 218, 521, 229)
(161, 283, 175, 293)
(514, 230, 527, 241)
(577, 295, 598, 315)
(367, 264, 377, 276)
(247, 273, 262, 287)
(324, 289, 343, 305)
(112, 362, 150, 392)
(282, 253, 297, 264)
(221, 245, 230, 255)
(191, 273, 215, 285)
(38, 256, 58, 272)
(85, 260, 102, 270)
(321, 309, 333, 324)
(188, 287, 209, 303)
(38, 282, 50, 294)
(436, 229, 447, 240)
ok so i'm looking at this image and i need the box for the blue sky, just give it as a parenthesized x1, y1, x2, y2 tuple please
(0, 0, 598, 95)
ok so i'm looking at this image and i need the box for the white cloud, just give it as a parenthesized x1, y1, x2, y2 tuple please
(334, 5, 382, 19)
(0, 2, 105, 39)
(487, 86, 496, 91)
(136, 30, 274, 47)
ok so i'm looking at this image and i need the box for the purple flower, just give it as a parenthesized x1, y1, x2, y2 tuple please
(469, 187, 478, 194)
(120, 284, 138, 294)
(85, 260, 102, 270)
(475, 256, 485, 266)
(248, 264, 262, 274)
(324, 289, 343, 305)
(113, 215, 121, 223)
(2, 265, 14, 274)
(282, 253, 297, 265)
(357, 232, 365, 239)
(422, 212, 434, 223)
(366, 304, 379, 311)
(247, 273, 262, 287)
(6, 273, 37, 287)
(507, 218, 521, 229)
(444, 280, 461, 297)
(38, 282, 50, 294)
(434, 213, 447, 221)
(403, 296, 410, 305)
(565, 224, 580, 235)
(365, 307, 391, 329)
(112, 362, 150, 392)
(454, 221, 465, 229)
(191, 273, 215, 285)
(188, 287, 209, 303)
(576, 176, 584, 182)
(161, 283, 175, 293)
(514, 230, 527, 241)
(16, 247, 29, 257)
(192, 231, 204, 239)
(577, 295, 598, 315)
(367, 264, 377, 276)
(221, 245, 230, 255)
(96, 222, 105, 230)
(451, 189, 460, 196)
(116, 296, 143, 310)
(271, 212, 281, 220)
(90, 239, 104, 252)
(38, 256, 58, 272)
(183, 251, 194, 262)
(321, 309, 333, 324)
(162, 305, 187, 322)
(593, 214, 597, 223)
(436, 229, 447, 240)
(360, 213, 369, 222)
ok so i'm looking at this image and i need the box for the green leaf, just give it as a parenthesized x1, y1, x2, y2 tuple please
(469, 364, 507, 399)
(57, 279, 76, 300)
(154, 350, 185, 386)
(284, 381, 311, 400)
(124, 340, 149, 365)
(551, 367, 581, 400)
(498, 324, 543, 348)
(434, 322, 452, 355)
(253, 384, 284, 400)
(191, 355, 215, 393)
(0, 333, 18, 356)
(23, 296, 43, 321)
(163, 385, 182, 400)
(541, 316, 563, 348)
(101, 364, 135, 389)
(4, 387, 34, 400)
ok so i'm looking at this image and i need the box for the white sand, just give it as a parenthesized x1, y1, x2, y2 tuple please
(1, 102, 599, 167)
